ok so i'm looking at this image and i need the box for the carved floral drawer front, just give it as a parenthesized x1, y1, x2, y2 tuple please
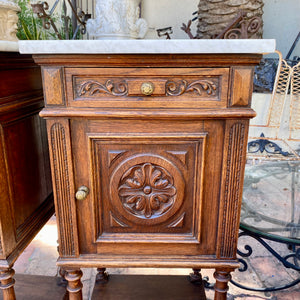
(65, 68, 229, 109)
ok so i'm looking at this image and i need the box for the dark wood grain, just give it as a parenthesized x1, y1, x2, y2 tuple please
(92, 275, 207, 300)
(33, 53, 262, 67)
(0, 53, 53, 300)
(0, 274, 67, 300)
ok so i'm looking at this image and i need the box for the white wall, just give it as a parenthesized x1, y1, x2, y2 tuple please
(263, 0, 300, 58)
(142, 0, 199, 39)
(141, 0, 300, 58)
(43, 0, 300, 57)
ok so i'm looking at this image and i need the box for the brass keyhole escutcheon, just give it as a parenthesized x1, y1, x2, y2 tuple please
(75, 186, 89, 201)
(141, 82, 154, 96)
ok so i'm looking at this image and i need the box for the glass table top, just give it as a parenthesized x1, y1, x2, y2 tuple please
(241, 159, 300, 244)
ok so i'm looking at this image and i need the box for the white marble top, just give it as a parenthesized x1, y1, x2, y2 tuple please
(0, 41, 18, 52)
(18, 39, 276, 55)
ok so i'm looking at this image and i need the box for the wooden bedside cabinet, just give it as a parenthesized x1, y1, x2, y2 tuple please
(0, 52, 54, 300)
(23, 39, 275, 300)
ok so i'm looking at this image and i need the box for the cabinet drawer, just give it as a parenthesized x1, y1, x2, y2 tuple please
(65, 67, 229, 109)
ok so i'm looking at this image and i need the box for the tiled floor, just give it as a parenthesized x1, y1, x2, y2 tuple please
(12, 215, 300, 300)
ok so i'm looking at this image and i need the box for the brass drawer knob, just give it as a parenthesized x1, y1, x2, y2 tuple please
(141, 82, 154, 96)
(75, 186, 89, 200)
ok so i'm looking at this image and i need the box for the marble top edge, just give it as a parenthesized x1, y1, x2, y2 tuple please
(18, 39, 276, 54)
(0, 41, 19, 52)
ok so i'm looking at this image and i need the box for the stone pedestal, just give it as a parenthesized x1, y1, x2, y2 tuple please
(0, 0, 20, 41)
(87, 0, 148, 39)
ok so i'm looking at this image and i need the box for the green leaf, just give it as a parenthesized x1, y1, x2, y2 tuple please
(20, 19, 33, 40)
(31, 15, 38, 39)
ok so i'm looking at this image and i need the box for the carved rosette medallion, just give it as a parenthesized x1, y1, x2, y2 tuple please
(118, 163, 177, 218)
(110, 155, 185, 225)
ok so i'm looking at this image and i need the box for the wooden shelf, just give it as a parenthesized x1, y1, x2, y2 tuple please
(91, 275, 207, 300)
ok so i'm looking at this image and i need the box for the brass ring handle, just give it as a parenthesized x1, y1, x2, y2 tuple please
(75, 186, 89, 201)
(141, 82, 154, 96)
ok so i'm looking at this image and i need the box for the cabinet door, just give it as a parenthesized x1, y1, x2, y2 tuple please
(71, 119, 224, 257)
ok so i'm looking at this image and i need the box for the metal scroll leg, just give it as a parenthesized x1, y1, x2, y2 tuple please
(65, 268, 83, 300)
(214, 269, 232, 300)
(0, 268, 16, 300)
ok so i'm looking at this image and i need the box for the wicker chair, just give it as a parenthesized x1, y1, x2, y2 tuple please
(248, 50, 300, 160)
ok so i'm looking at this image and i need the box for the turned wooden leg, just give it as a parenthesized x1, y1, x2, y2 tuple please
(189, 268, 203, 284)
(96, 268, 109, 284)
(0, 268, 16, 300)
(57, 267, 68, 287)
(213, 269, 232, 300)
(64, 269, 83, 300)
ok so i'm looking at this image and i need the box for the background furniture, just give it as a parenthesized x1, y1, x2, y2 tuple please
(21, 39, 275, 300)
(240, 50, 300, 292)
(248, 51, 300, 158)
(0, 51, 54, 300)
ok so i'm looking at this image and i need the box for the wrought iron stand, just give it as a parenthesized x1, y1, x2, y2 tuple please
(231, 225, 300, 292)
(231, 160, 300, 292)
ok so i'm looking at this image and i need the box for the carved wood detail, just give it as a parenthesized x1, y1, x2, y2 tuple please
(50, 123, 75, 256)
(166, 151, 188, 167)
(109, 212, 129, 228)
(220, 123, 245, 258)
(118, 163, 177, 219)
(43, 67, 64, 105)
(75, 78, 218, 99)
(167, 213, 185, 228)
(93, 137, 202, 237)
(166, 79, 217, 96)
(230, 68, 253, 107)
(108, 150, 126, 167)
(78, 80, 128, 97)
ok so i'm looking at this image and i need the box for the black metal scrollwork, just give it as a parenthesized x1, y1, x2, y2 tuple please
(248, 133, 290, 156)
(31, 0, 90, 40)
(230, 229, 300, 292)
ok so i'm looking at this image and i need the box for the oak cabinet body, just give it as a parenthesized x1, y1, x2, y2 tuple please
(0, 53, 53, 300)
(36, 53, 260, 299)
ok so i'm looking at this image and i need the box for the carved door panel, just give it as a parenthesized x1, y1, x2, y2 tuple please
(71, 119, 211, 256)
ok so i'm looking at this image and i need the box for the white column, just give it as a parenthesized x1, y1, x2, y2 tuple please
(87, 0, 148, 40)
(142, 0, 198, 39)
